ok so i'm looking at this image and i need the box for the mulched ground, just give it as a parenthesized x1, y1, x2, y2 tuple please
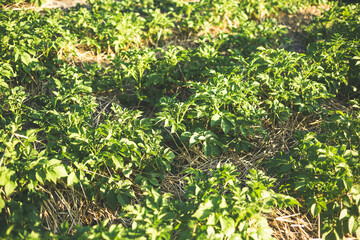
(3, 1, 337, 239)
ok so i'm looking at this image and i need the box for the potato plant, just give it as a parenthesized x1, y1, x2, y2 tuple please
(1, 0, 360, 239)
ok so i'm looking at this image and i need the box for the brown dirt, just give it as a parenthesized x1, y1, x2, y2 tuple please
(40, 0, 88, 9)
(277, 4, 331, 52)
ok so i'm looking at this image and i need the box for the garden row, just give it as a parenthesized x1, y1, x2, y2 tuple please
(1, 0, 360, 239)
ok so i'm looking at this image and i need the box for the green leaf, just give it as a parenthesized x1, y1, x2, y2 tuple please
(106, 191, 118, 210)
(192, 200, 214, 220)
(350, 185, 360, 197)
(117, 194, 130, 206)
(48, 159, 61, 166)
(356, 227, 360, 239)
(239, 126, 247, 138)
(0, 173, 7, 186)
(35, 0, 46, 7)
(67, 172, 78, 186)
(120, 138, 137, 148)
(284, 196, 301, 207)
(323, 229, 341, 240)
(353, 56, 360, 66)
(20, 52, 32, 66)
(0, 79, 9, 88)
(47, 170, 58, 183)
(211, 113, 221, 127)
(181, 131, 192, 142)
(112, 155, 124, 170)
(123, 168, 133, 179)
(219, 216, 235, 236)
(219, 196, 227, 209)
(207, 212, 216, 225)
(203, 141, 221, 157)
(189, 135, 198, 148)
(35, 171, 46, 184)
(257, 226, 273, 238)
(53, 165, 68, 178)
(0, 62, 15, 79)
(0, 198, 5, 213)
(310, 203, 321, 217)
(339, 208, 348, 220)
(207, 226, 215, 236)
(221, 118, 232, 134)
(348, 216, 359, 234)
(4, 181, 17, 196)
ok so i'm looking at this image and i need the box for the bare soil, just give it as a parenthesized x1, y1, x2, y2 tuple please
(40, 0, 87, 9)
(277, 4, 331, 52)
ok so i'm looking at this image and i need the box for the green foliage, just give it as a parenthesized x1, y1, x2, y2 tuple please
(266, 111, 360, 239)
(220, 19, 290, 57)
(0, 64, 175, 237)
(2, 0, 360, 239)
(0, 9, 61, 87)
(305, 4, 360, 96)
(165, 48, 330, 156)
(176, 164, 300, 240)
(70, 164, 298, 240)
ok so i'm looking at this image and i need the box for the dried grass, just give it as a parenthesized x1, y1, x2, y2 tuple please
(57, 44, 112, 67)
(267, 207, 318, 239)
(38, 181, 118, 234)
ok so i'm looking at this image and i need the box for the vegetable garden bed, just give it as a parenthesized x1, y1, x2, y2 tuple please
(1, 0, 360, 239)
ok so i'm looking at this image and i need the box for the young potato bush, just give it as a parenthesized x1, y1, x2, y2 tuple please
(0, 63, 175, 237)
(172, 49, 330, 156)
(305, 4, 360, 97)
(69, 164, 299, 240)
(267, 111, 360, 239)
(0, 9, 65, 87)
